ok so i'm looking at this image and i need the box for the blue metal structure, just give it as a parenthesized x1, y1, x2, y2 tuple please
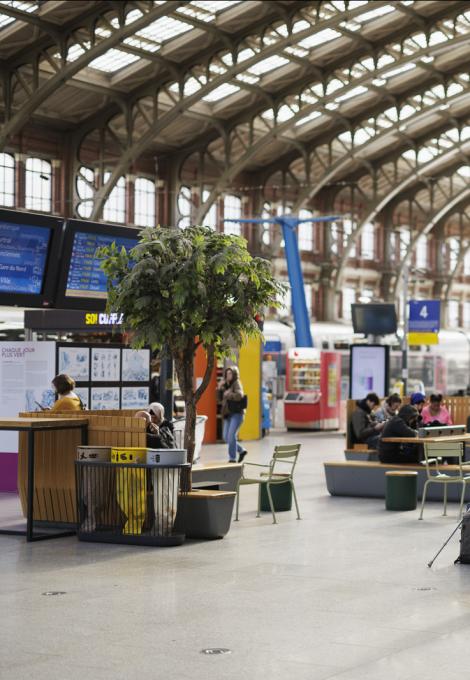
(223, 216, 340, 347)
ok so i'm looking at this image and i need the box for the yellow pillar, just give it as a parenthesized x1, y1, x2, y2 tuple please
(239, 335, 262, 441)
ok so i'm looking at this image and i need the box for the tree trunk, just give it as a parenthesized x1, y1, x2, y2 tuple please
(174, 344, 215, 492)
(174, 348, 196, 491)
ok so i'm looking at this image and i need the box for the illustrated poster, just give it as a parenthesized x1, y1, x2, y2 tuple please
(58, 346, 90, 381)
(121, 386, 149, 409)
(91, 387, 120, 410)
(91, 347, 120, 382)
(122, 349, 150, 382)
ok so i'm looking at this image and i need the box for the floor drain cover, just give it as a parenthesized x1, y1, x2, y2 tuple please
(42, 591, 67, 596)
(201, 648, 232, 655)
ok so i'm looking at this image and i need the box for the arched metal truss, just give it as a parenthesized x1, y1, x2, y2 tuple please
(0, 0, 470, 300)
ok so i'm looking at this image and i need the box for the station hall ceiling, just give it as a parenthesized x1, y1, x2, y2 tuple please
(0, 0, 469, 225)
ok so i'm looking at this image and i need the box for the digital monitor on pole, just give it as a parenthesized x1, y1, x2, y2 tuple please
(351, 303, 398, 336)
(56, 220, 140, 310)
(0, 208, 64, 307)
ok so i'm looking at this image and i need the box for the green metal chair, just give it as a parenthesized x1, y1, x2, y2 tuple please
(235, 443, 301, 524)
(419, 441, 470, 520)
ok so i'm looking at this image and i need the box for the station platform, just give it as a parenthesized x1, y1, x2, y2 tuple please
(1, 431, 469, 680)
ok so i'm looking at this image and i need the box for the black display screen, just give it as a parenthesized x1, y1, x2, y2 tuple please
(351, 304, 398, 335)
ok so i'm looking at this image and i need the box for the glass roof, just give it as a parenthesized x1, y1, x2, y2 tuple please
(0, 0, 37, 30)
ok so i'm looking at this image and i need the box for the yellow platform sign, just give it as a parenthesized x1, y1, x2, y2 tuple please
(407, 332, 439, 345)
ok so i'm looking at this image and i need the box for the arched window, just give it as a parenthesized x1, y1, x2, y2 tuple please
(342, 287, 355, 321)
(448, 300, 460, 328)
(177, 185, 192, 229)
(0, 153, 14, 207)
(415, 235, 428, 269)
(261, 202, 271, 245)
(76, 166, 94, 218)
(343, 219, 356, 257)
(103, 172, 125, 223)
(448, 237, 459, 269)
(361, 222, 375, 259)
(202, 189, 217, 230)
(25, 157, 52, 212)
(224, 194, 241, 235)
(298, 209, 313, 251)
(135, 177, 155, 227)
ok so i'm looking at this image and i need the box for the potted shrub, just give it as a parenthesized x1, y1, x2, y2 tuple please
(99, 226, 284, 535)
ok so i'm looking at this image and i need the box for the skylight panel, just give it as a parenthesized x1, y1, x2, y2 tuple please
(354, 128, 373, 145)
(457, 165, 470, 179)
(383, 62, 416, 80)
(236, 73, 259, 85)
(295, 111, 322, 127)
(355, 4, 395, 23)
(0, 0, 38, 30)
(191, 1, 241, 12)
(88, 48, 140, 73)
(124, 35, 160, 53)
(177, 4, 216, 23)
(428, 30, 448, 46)
(298, 28, 341, 49)
(335, 85, 368, 103)
(248, 55, 289, 76)
(136, 16, 192, 44)
(173, 77, 204, 95)
(203, 82, 240, 102)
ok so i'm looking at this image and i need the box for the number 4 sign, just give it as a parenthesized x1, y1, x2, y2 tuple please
(408, 300, 440, 333)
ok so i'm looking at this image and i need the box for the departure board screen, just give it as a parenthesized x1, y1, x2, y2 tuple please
(65, 231, 138, 299)
(0, 221, 52, 294)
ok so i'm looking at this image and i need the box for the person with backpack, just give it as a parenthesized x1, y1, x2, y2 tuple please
(378, 404, 421, 464)
(218, 366, 248, 463)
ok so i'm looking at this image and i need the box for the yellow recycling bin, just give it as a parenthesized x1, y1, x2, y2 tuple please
(112, 448, 147, 535)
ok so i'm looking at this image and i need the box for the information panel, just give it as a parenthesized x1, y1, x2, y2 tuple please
(349, 344, 389, 399)
(65, 231, 138, 299)
(0, 222, 51, 294)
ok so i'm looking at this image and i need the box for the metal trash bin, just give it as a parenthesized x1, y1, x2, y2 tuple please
(385, 471, 418, 511)
(75, 456, 190, 546)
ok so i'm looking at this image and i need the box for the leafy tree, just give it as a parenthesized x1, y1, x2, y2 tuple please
(99, 225, 285, 488)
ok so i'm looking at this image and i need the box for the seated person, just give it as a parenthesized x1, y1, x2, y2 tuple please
(375, 393, 402, 423)
(135, 402, 176, 449)
(421, 393, 452, 426)
(349, 392, 384, 450)
(49, 374, 84, 412)
(410, 391, 426, 427)
(378, 405, 421, 464)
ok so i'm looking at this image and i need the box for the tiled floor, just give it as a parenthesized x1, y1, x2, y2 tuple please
(1, 431, 470, 680)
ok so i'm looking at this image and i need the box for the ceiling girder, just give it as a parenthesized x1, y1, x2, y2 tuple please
(334, 136, 470, 290)
(0, 1, 183, 150)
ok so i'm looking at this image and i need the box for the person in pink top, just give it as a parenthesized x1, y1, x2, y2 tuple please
(421, 393, 453, 426)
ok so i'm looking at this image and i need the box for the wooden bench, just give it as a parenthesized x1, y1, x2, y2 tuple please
(192, 460, 243, 491)
(17, 410, 147, 524)
(344, 448, 378, 461)
(324, 460, 470, 503)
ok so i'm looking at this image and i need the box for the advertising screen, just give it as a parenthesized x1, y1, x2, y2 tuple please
(0, 221, 52, 294)
(65, 231, 138, 300)
(349, 344, 389, 399)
